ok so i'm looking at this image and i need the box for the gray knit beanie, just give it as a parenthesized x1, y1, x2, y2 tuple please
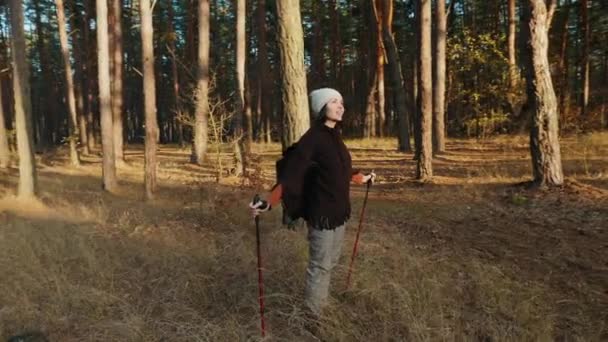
(309, 88, 343, 118)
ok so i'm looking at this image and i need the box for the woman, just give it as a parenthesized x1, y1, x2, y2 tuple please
(249, 88, 376, 317)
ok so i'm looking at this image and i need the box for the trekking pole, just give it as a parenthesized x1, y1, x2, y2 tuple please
(252, 194, 266, 337)
(345, 176, 373, 290)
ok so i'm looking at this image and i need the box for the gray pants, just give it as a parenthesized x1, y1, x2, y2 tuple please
(304, 223, 346, 316)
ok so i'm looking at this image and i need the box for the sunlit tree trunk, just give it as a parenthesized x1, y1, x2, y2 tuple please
(433, 0, 447, 154)
(192, 0, 210, 165)
(524, 0, 564, 186)
(96, 0, 118, 191)
(140, 0, 159, 199)
(417, 0, 433, 180)
(55, 0, 81, 166)
(276, 0, 310, 148)
(9, 0, 38, 197)
(110, 0, 125, 163)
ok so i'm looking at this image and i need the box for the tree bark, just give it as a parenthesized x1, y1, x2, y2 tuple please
(9, 0, 38, 197)
(373, 0, 386, 137)
(579, 0, 590, 117)
(381, 0, 411, 152)
(70, 1, 90, 155)
(524, 0, 564, 186)
(417, 0, 433, 180)
(96, 0, 118, 191)
(0, 78, 10, 168)
(433, 0, 447, 154)
(234, 0, 247, 176)
(192, 0, 210, 165)
(508, 0, 518, 88)
(55, 0, 81, 166)
(140, 0, 158, 199)
(110, 0, 125, 163)
(275, 0, 310, 149)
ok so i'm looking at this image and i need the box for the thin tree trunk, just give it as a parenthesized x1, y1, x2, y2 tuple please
(579, 0, 589, 117)
(417, 0, 433, 180)
(381, 0, 411, 152)
(110, 0, 125, 163)
(234, 0, 247, 176)
(0, 79, 10, 168)
(96, 0, 118, 191)
(70, 0, 90, 155)
(524, 0, 564, 186)
(508, 0, 518, 88)
(413, 0, 422, 158)
(373, 0, 386, 137)
(140, 0, 158, 199)
(9, 0, 38, 197)
(433, 0, 447, 154)
(192, 0, 210, 164)
(275, 0, 310, 149)
(56, 0, 81, 166)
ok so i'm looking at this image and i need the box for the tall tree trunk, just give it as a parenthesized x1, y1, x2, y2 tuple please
(140, 0, 158, 199)
(55, 0, 81, 166)
(524, 0, 564, 186)
(70, 1, 90, 155)
(0, 79, 9, 168)
(417, 0, 433, 180)
(9, 0, 38, 197)
(579, 0, 589, 117)
(433, 0, 447, 154)
(373, 0, 386, 137)
(275, 0, 310, 149)
(256, 0, 272, 143)
(96, 0, 118, 191)
(192, 0, 210, 165)
(413, 0, 422, 158)
(167, 1, 183, 147)
(508, 0, 518, 88)
(234, 0, 247, 176)
(381, 0, 411, 152)
(110, 0, 125, 163)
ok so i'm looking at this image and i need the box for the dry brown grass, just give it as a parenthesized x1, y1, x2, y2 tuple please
(0, 133, 606, 341)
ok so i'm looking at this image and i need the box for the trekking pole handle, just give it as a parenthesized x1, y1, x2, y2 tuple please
(367, 169, 375, 186)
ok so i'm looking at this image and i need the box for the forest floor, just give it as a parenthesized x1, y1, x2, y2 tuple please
(0, 133, 607, 341)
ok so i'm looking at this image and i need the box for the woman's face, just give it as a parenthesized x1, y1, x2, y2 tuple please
(324, 97, 345, 122)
